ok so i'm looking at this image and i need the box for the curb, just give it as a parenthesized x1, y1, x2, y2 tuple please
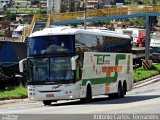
(0, 75, 160, 105)
(133, 75, 160, 88)
(0, 98, 29, 105)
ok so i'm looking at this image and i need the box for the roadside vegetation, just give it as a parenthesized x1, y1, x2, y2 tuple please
(0, 87, 27, 100)
(134, 64, 160, 83)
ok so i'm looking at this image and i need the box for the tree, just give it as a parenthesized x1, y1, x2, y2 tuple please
(4, 10, 16, 21)
(125, 17, 146, 28)
(89, 21, 111, 27)
(61, 3, 68, 13)
(37, 9, 47, 14)
(30, 0, 40, 5)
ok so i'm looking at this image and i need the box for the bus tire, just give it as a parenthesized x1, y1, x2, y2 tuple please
(108, 81, 123, 99)
(80, 85, 92, 103)
(108, 93, 117, 99)
(117, 81, 124, 98)
(43, 100, 52, 105)
(123, 81, 127, 96)
(86, 85, 92, 102)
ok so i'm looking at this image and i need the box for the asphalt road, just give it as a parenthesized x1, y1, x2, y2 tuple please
(0, 80, 160, 120)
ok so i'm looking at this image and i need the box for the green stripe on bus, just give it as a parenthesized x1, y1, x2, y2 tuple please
(82, 77, 116, 86)
(115, 54, 126, 65)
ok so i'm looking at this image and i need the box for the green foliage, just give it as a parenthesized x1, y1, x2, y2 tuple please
(0, 31, 4, 37)
(4, 10, 16, 21)
(90, 21, 110, 26)
(144, 0, 152, 4)
(37, 9, 47, 14)
(125, 0, 138, 5)
(61, 4, 67, 13)
(30, 0, 39, 5)
(134, 64, 160, 82)
(124, 17, 145, 28)
(0, 87, 27, 100)
(125, 0, 160, 5)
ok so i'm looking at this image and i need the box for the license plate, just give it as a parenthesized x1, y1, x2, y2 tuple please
(46, 94, 54, 97)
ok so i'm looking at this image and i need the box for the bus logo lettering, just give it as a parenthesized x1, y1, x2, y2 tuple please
(94, 54, 110, 65)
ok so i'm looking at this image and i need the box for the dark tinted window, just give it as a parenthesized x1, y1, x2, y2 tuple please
(28, 35, 74, 56)
(75, 34, 132, 53)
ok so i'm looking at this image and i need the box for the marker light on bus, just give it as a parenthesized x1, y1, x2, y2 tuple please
(69, 96, 73, 99)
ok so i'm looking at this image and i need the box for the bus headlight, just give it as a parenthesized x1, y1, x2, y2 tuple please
(30, 97, 34, 100)
(69, 96, 73, 99)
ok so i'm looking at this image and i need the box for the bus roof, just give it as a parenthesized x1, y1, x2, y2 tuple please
(29, 27, 131, 39)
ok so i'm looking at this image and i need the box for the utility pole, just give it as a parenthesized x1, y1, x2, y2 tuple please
(145, 15, 151, 61)
(84, 0, 87, 29)
(68, 0, 70, 12)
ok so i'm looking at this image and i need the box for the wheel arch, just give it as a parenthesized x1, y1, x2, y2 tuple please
(85, 81, 92, 97)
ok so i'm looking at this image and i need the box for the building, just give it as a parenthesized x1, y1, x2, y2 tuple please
(0, 21, 10, 30)
(16, 14, 32, 22)
(40, 0, 47, 8)
(0, 0, 12, 6)
(85, 0, 125, 9)
(53, 0, 61, 13)
(112, 21, 131, 29)
(40, 0, 61, 13)
(0, 4, 3, 12)
(0, 15, 6, 21)
(80, 0, 114, 9)
(86, 0, 99, 9)
(101, 0, 115, 7)
(12, 1, 31, 8)
(0, 0, 12, 12)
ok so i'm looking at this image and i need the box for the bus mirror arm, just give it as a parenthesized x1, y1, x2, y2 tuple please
(71, 55, 79, 70)
(19, 58, 27, 73)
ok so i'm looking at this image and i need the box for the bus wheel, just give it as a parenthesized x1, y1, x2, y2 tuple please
(80, 85, 92, 103)
(123, 81, 127, 96)
(108, 82, 123, 99)
(117, 82, 123, 98)
(43, 100, 52, 105)
(108, 93, 117, 99)
(86, 85, 92, 102)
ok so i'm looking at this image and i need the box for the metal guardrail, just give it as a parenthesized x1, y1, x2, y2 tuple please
(20, 5, 160, 42)
(21, 14, 48, 41)
(52, 7, 128, 22)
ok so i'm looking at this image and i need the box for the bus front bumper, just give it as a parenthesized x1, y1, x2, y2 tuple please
(28, 85, 77, 101)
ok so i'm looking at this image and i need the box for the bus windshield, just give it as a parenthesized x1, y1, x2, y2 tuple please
(28, 57, 74, 83)
(28, 35, 74, 56)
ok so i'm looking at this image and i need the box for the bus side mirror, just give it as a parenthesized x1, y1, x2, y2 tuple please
(19, 58, 27, 73)
(71, 55, 79, 70)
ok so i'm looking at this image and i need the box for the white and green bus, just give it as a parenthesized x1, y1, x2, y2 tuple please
(20, 27, 133, 105)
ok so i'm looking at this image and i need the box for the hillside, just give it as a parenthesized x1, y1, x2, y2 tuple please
(125, 0, 160, 5)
